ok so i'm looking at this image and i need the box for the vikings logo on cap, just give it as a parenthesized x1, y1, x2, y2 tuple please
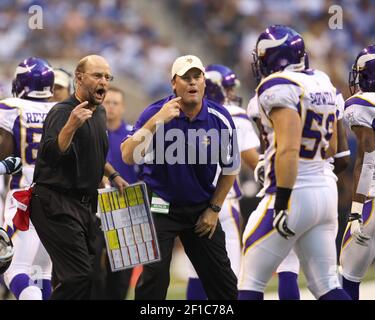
(171, 55, 205, 79)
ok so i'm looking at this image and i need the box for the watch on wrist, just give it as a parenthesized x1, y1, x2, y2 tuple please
(208, 203, 221, 213)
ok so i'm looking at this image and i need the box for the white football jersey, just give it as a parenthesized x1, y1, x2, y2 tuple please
(247, 95, 260, 120)
(344, 92, 375, 197)
(256, 69, 338, 193)
(214, 102, 260, 199)
(248, 84, 343, 192)
(0, 97, 55, 189)
(323, 90, 345, 182)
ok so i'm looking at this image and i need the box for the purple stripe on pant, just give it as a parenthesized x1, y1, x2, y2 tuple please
(243, 209, 274, 252)
(265, 154, 276, 194)
(231, 205, 241, 233)
(233, 179, 242, 198)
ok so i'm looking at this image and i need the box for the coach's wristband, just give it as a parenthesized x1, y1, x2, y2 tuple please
(274, 187, 292, 211)
(109, 171, 120, 182)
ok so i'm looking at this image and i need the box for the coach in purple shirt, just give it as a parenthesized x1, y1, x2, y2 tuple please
(104, 87, 138, 185)
(121, 55, 240, 300)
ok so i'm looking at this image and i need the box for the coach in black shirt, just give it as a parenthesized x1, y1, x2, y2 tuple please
(31, 55, 127, 300)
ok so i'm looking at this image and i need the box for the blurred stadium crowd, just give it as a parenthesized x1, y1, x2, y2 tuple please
(1, 0, 374, 99)
(0, 0, 179, 98)
(170, 0, 375, 98)
(0, 0, 372, 257)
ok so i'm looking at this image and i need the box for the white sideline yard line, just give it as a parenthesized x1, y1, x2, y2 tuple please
(264, 280, 375, 300)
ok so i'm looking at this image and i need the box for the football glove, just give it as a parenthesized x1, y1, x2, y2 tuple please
(0, 227, 14, 274)
(254, 154, 265, 186)
(273, 209, 295, 239)
(349, 213, 371, 246)
(1, 156, 22, 175)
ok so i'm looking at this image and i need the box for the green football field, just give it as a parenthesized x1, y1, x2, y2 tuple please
(127, 264, 375, 300)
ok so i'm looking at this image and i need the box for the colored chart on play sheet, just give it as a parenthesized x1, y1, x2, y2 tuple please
(97, 183, 161, 272)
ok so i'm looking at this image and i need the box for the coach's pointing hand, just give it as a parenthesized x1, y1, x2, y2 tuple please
(58, 101, 92, 153)
(154, 97, 181, 123)
(67, 101, 92, 130)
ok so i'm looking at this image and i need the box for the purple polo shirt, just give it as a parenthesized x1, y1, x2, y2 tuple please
(124, 95, 240, 206)
(107, 121, 138, 184)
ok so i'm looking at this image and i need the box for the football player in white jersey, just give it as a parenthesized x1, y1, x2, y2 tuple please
(186, 64, 260, 299)
(0, 57, 55, 299)
(0, 157, 22, 278)
(52, 68, 73, 103)
(247, 88, 350, 299)
(340, 44, 375, 300)
(238, 25, 351, 300)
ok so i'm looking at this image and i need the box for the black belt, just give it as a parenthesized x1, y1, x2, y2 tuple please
(36, 183, 95, 203)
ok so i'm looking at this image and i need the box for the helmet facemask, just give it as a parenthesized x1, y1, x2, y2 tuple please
(349, 46, 375, 95)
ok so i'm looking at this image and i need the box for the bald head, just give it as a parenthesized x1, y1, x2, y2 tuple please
(75, 55, 110, 74)
(74, 55, 113, 107)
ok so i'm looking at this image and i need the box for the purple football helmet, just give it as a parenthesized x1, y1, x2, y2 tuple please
(252, 25, 307, 83)
(12, 57, 54, 99)
(204, 64, 242, 106)
(349, 45, 375, 95)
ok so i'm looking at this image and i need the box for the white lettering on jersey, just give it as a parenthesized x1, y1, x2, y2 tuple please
(257, 69, 338, 193)
(0, 97, 55, 189)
